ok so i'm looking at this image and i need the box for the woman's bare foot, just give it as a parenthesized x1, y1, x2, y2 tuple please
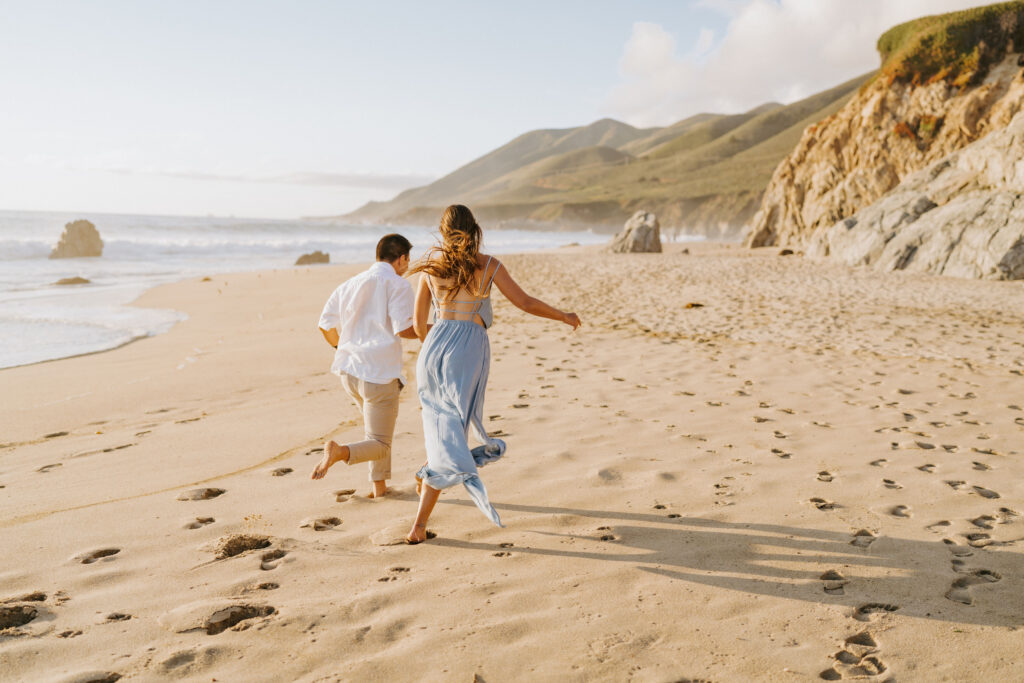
(310, 440, 349, 480)
(367, 480, 388, 498)
(405, 522, 428, 544)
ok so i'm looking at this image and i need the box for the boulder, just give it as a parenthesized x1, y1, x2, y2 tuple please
(295, 250, 329, 265)
(806, 110, 1024, 279)
(54, 277, 90, 285)
(606, 211, 662, 253)
(49, 220, 103, 259)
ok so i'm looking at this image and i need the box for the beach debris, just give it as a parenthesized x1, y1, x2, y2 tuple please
(50, 219, 103, 259)
(54, 276, 90, 285)
(295, 250, 330, 265)
(685, 302, 705, 309)
(606, 210, 662, 253)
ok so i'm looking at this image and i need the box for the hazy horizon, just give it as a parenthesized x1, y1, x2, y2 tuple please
(2, 0, 995, 219)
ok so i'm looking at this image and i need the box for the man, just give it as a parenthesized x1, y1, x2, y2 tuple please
(311, 233, 417, 497)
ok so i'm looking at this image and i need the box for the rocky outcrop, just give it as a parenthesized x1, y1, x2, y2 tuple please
(49, 220, 103, 259)
(606, 211, 661, 253)
(807, 110, 1024, 279)
(295, 250, 329, 265)
(746, 55, 1024, 249)
(54, 277, 91, 285)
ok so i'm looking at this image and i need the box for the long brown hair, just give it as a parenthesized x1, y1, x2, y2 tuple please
(410, 204, 483, 296)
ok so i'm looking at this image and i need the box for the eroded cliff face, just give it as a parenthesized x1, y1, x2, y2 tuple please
(806, 110, 1024, 280)
(746, 55, 1024, 249)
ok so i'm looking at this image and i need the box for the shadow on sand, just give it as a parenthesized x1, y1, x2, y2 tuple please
(432, 499, 1023, 628)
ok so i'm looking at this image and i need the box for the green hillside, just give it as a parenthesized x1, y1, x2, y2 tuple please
(342, 72, 870, 234)
(878, 0, 1024, 86)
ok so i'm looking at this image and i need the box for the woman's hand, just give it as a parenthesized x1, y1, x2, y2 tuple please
(562, 312, 581, 330)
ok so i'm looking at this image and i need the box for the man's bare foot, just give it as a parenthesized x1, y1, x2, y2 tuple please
(367, 480, 388, 498)
(310, 440, 348, 480)
(405, 522, 427, 544)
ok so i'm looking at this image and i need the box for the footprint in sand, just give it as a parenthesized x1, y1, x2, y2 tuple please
(772, 448, 791, 459)
(205, 604, 276, 635)
(36, 463, 63, 473)
(917, 464, 936, 473)
(945, 480, 968, 491)
(817, 471, 834, 483)
(177, 488, 226, 501)
(76, 548, 121, 564)
(964, 533, 996, 548)
(184, 517, 215, 530)
(882, 479, 902, 489)
(926, 520, 952, 533)
(889, 505, 911, 518)
(0, 605, 39, 629)
(869, 459, 887, 467)
(971, 515, 996, 530)
(850, 530, 877, 548)
(335, 488, 356, 502)
(820, 570, 848, 595)
(493, 551, 512, 557)
(105, 612, 132, 622)
(270, 467, 293, 476)
(299, 516, 341, 531)
(809, 497, 838, 511)
(260, 549, 287, 571)
(943, 539, 974, 557)
(945, 569, 1001, 605)
(853, 603, 899, 622)
(215, 535, 271, 559)
(972, 485, 1000, 499)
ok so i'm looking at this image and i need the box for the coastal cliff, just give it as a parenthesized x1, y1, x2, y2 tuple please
(746, 2, 1024, 263)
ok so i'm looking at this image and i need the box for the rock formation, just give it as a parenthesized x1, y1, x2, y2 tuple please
(747, 56, 1024, 250)
(807, 110, 1024, 279)
(54, 277, 91, 285)
(295, 251, 329, 265)
(606, 211, 662, 253)
(49, 220, 103, 259)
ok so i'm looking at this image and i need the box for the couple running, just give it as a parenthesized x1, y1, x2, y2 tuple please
(312, 204, 581, 544)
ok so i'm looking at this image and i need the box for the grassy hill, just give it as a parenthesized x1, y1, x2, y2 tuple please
(342, 73, 870, 236)
(877, 0, 1024, 86)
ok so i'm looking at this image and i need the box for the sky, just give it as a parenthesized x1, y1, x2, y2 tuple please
(0, 0, 997, 219)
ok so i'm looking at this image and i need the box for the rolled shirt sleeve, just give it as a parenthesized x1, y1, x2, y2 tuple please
(318, 287, 341, 331)
(387, 278, 415, 335)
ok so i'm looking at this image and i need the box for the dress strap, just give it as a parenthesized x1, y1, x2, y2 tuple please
(481, 257, 500, 296)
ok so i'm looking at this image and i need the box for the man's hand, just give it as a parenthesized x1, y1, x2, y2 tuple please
(320, 327, 340, 348)
(397, 325, 418, 340)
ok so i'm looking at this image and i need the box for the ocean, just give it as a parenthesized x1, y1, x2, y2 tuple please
(0, 209, 609, 369)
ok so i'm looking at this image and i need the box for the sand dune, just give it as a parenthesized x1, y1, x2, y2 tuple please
(1, 244, 1022, 681)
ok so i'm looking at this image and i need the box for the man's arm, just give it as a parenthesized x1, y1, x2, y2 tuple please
(397, 325, 417, 339)
(320, 327, 339, 348)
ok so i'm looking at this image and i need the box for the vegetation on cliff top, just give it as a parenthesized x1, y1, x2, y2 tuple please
(878, 1, 1024, 86)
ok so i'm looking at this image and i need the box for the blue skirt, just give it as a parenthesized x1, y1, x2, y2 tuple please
(415, 319, 506, 526)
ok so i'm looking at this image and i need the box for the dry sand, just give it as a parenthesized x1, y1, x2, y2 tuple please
(1, 243, 1023, 682)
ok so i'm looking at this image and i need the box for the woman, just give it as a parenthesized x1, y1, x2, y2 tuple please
(405, 204, 581, 544)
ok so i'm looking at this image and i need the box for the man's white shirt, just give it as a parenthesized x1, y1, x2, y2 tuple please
(318, 261, 414, 385)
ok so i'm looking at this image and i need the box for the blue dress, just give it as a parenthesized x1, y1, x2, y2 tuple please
(415, 258, 506, 526)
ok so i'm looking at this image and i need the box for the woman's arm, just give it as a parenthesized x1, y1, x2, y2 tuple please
(413, 274, 434, 341)
(491, 260, 581, 329)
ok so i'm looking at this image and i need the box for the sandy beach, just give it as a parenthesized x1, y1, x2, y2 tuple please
(2, 243, 1023, 682)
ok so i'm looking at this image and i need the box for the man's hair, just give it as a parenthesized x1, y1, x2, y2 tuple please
(376, 233, 412, 263)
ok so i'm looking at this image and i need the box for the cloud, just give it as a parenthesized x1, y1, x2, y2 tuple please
(607, 0, 999, 127)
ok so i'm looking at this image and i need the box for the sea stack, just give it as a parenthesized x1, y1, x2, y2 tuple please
(606, 211, 662, 253)
(295, 250, 330, 265)
(50, 220, 103, 259)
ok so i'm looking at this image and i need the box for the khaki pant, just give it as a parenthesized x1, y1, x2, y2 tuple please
(339, 373, 401, 482)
